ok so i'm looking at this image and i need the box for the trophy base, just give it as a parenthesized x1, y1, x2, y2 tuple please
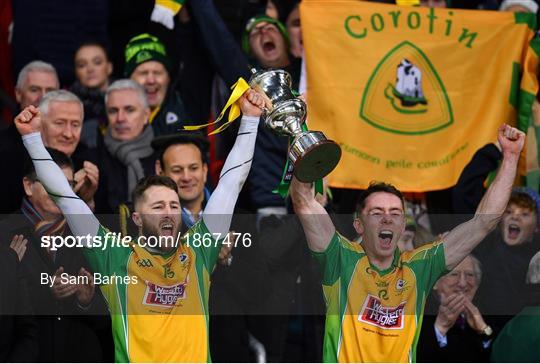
(290, 131, 342, 183)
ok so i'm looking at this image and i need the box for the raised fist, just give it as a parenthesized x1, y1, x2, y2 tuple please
(239, 89, 265, 118)
(14, 105, 42, 136)
(497, 124, 525, 158)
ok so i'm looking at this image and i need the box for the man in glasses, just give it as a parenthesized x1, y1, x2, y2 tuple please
(243, 15, 292, 70)
(417, 255, 493, 362)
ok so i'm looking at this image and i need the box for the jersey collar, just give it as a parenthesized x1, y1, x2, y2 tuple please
(367, 248, 402, 276)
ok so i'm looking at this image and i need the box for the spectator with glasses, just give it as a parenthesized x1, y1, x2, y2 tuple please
(417, 255, 494, 362)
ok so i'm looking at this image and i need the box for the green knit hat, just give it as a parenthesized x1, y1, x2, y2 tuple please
(241, 15, 290, 55)
(124, 33, 171, 77)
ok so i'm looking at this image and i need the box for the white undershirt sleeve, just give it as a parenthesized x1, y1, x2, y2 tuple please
(202, 115, 259, 236)
(22, 132, 100, 240)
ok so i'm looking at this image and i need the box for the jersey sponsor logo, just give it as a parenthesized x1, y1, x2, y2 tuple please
(137, 259, 153, 268)
(359, 294, 406, 329)
(142, 281, 186, 307)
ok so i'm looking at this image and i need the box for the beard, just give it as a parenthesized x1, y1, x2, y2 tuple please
(140, 217, 181, 252)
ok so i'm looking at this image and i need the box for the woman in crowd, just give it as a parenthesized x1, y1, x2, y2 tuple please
(70, 42, 112, 149)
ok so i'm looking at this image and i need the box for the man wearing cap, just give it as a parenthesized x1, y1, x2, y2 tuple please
(189, 1, 302, 219)
(124, 33, 191, 137)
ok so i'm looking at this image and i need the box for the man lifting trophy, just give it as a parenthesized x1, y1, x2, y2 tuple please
(249, 69, 341, 182)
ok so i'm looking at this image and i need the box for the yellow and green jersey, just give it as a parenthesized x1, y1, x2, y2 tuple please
(313, 232, 447, 363)
(83, 220, 219, 363)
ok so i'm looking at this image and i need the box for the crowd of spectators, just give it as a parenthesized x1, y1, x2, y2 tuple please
(0, 0, 539, 362)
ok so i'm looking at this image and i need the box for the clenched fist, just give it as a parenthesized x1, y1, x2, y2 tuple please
(14, 105, 42, 136)
(239, 89, 265, 118)
(498, 124, 525, 158)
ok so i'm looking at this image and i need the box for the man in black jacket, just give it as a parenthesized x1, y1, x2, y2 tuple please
(189, 1, 300, 214)
(0, 88, 99, 216)
(95, 79, 156, 213)
(125, 33, 192, 136)
(0, 148, 112, 362)
(0, 236, 38, 362)
(417, 255, 493, 362)
(0, 61, 59, 215)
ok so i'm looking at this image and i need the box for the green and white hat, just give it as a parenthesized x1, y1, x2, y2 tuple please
(241, 15, 290, 55)
(124, 33, 171, 77)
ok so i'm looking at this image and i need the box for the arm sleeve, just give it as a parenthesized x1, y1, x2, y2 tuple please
(188, 0, 252, 85)
(433, 324, 448, 348)
(22, 132, 100, 240)
(310, 232, 346, 286)
(408, 242, 448, 292)
(203, 115, 259, 237)
(452, 143, 502, 215)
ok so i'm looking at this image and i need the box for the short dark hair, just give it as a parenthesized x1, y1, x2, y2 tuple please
(356, 181, 405, 214)
(151, 132, 209, 168)
(132, 175, 178, 209)
(23, 148, 74, 180)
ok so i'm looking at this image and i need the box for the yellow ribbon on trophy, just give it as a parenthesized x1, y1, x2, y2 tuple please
(183, 77, 251, 135)
(396, 0, 420, 5)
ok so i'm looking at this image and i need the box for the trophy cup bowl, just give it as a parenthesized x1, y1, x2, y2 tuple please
(249, 69, 341, 183)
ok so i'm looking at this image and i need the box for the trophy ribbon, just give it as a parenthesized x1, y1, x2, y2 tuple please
(183, 77, 250, 135)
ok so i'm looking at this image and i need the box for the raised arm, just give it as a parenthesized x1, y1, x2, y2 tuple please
(202, 90, 264, 236)
(289, 177, 335, 252)
(443, 124, 525, 270)
(188, 0, 252, 85)
(15, 106, 100, 239)
(452, 143, 502, 215)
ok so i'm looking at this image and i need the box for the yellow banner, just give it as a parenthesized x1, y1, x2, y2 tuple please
(301, 0, 539, 191)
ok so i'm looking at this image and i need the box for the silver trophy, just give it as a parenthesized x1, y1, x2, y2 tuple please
(249, 69, 341, 183)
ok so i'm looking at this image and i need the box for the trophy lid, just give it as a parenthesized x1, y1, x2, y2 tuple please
(248, 68, 292, 89)
(248, 69, 294, 108)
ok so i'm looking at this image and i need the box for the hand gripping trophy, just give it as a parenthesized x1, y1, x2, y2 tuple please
(249, 69, 341, 182)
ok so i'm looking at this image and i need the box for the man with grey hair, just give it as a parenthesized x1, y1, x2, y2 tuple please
(417, 254, 493, 362)
(94, 79, 155, 213)
(0, 61, 56, 214)
(15, 60, 59, 109)
(0, 88, 99, 214)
